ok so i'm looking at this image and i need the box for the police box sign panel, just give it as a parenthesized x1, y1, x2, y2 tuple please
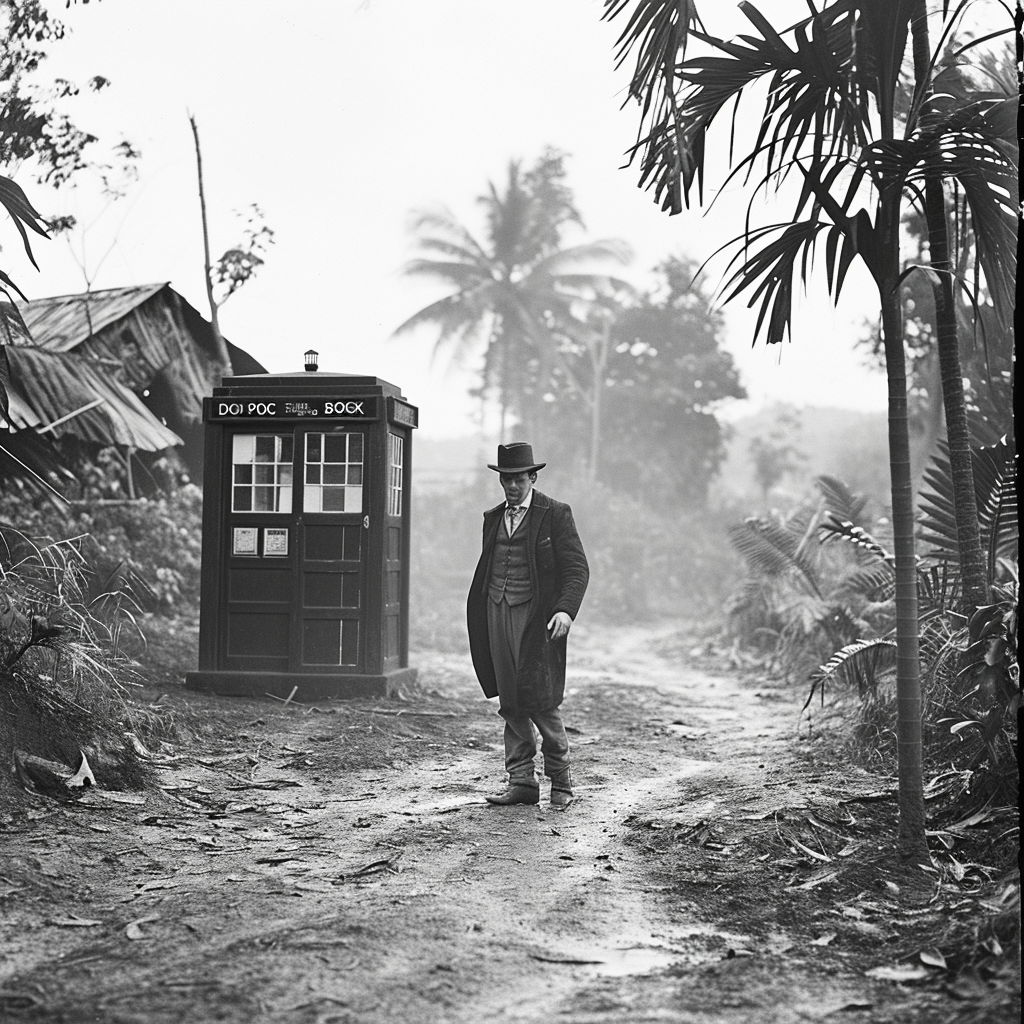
(210, 396, 378, 420)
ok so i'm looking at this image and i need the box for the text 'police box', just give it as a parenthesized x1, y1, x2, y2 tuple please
(185, 370, 418, 701)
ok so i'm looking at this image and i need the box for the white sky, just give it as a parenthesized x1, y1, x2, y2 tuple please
(10, 0, 1007, 438)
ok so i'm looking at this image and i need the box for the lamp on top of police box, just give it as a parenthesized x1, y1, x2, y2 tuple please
(304, 349, 319, 373)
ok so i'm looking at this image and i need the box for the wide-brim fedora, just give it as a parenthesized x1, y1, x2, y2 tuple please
(487, 442, 546, 473)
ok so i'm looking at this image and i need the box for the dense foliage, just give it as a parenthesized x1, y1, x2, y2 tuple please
(0, 465, 203, 614)
(723, 454, 1018, 809)
(543, 256, 745, 508)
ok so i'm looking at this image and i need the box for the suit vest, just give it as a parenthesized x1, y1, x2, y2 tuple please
(488, 518, 532, 605)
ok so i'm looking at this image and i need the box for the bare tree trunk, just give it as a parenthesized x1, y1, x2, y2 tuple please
(879, 224, 928, 865)
(589, 317, 610, 482)
(189, 113, 232, 379)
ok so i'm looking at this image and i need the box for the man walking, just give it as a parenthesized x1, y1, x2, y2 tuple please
(467, 442, 589, 809)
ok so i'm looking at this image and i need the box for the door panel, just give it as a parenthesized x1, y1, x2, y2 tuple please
(296, 428, 367, 672)
(223, 431, 296, 673)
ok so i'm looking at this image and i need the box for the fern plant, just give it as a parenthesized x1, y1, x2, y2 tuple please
(725, 476, 892, 680)
(807, 437, 1019, 800)
(918, 435, 1018, 591)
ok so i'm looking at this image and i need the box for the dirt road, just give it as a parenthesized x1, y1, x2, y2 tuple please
(0, 622, 1015, 1023)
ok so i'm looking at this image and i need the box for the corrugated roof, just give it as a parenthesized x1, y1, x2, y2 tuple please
(16, 283, 169, 353)
(3, 346, 183, 451)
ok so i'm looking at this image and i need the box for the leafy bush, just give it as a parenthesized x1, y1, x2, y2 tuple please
(0, 529, 154, 805)
(723, 475, 893, 681)
(0, 481, 203, 614)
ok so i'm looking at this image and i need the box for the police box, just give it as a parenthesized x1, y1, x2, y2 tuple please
(185, 357, 418, 700)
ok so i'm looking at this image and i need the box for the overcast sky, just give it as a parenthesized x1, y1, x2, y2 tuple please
(13, 0, 1006, 438)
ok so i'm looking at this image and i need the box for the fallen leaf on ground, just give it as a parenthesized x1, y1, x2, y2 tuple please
(226, 779, 302, 791)
(337, 855, 401, 881)
(919, 948, 948, 969)
(790, 838, 832, 862)
(787, 868, 839, 891)
(864, 964, 930, 982)
(125, 915, 160, 940)
(79, 791, 146, 806)
(527, 953, 605, 965)
(51, 914, 102, 927)
(810, 932, 837, 946)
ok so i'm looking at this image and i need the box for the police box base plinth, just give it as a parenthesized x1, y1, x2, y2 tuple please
(183, 668, 418, 702)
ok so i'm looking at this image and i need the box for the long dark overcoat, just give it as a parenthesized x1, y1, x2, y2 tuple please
(466, 490, 589, 712)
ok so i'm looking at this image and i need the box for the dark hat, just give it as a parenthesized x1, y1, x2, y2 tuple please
(487, 442, 546, 474)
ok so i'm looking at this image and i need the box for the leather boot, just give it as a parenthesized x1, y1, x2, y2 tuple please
(485, 783, 540, 806)
(549, 768, 574, 810)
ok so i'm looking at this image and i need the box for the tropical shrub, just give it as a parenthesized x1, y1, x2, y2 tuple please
(804, 438, 1018, 811)
(724, 475, 891, 681)
(0, 473, 204, 614)
(0, 528, 154, 804)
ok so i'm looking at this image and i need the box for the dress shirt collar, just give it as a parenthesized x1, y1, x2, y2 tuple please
(506, 488, 534, 513)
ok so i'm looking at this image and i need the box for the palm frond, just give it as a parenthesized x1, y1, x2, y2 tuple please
(916, 560, 963, 619)
(845, 563, 896, 600)
(816, 474, 869, 526)
(729, 516, 823, 598)
(818, 515, 892, 561)
(911, 98, 1018, 330)
(0, 175, 50, 279)
(918, 436, 1017, 577)
(805, 636, 898, 708)
(400, 259, 493, 289)
(534, 240, 634, 275)
(603, 0, 705, 213)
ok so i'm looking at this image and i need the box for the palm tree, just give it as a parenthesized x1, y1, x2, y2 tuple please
(392, 152, 631, 442)
(908, 13, 1015, 615)
(603, 0, 1016, 861)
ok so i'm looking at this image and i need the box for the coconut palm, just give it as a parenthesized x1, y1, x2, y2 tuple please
(393, 152, 631, 441)
(603, 0, 1016, 860)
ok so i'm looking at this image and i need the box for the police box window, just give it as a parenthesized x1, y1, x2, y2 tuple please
(304, 431, 364, 513)
(232, 434, 294, 512)
(388, 432, 404, 516)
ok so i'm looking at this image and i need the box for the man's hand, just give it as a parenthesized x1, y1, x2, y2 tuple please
(547, 611, 573, 640)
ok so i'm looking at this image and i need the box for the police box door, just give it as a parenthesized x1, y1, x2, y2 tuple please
(222, 425, 367, 674)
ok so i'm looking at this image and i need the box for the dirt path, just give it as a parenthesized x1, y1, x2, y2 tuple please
(0, 623, 1015, 1023)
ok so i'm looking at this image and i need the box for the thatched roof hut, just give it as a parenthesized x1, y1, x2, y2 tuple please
(7, 283, 266, 477)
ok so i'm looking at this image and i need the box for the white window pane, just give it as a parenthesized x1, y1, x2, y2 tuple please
(304, 488, 321, 513)
(233, 434, 255, 463)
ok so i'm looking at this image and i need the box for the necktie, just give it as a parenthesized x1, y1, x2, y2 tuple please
(507, 505, 521, 532)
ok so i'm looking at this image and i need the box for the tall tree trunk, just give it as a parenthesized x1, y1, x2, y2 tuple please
(910, 1, 988, 615)
(588, 316, 610, 482)
(189, 114, 233, 379)
(923, 178, 988, 612)
(879, 223, 929, 864)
